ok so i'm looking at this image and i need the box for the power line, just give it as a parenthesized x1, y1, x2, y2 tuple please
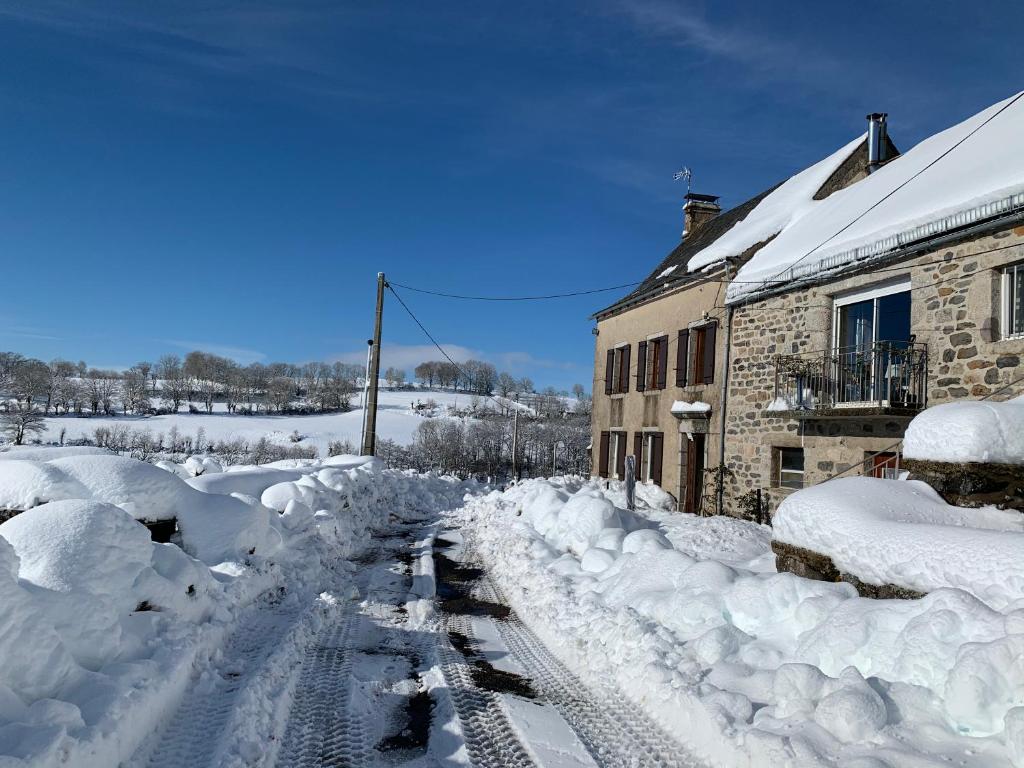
(387, 279, 643, 302)
(385, 283, 518, 414)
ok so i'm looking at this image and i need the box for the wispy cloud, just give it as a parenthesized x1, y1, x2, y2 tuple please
(165, 340, 267, 365)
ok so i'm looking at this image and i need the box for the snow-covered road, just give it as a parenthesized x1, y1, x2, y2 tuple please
(129, 511, 702, 768)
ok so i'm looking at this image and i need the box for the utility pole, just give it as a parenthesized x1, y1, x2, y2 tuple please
(361, 272, 385, 456)
(511, 395, 520, 482)
(359, 338, 373, 453)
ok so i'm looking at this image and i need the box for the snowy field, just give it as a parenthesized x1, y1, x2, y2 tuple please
(35, 390, 498, 455)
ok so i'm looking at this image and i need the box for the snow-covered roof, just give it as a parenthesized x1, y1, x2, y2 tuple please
(686, 134, 866, 273)
(727, 91, 1024, 303)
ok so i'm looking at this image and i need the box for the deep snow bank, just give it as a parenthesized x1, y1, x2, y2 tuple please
(0, 453, 479, 768)
(457, 479, 1024, 767)
(773, 477, 1024, 607)
(904, 397, 1024, 464)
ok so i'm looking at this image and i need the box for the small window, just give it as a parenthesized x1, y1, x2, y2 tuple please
(608, 431, 627, 479)
(686, 323, 717, 386)
(1004, 263, 1024, 339)
(606, 345, 631, 395)
(867, 451, 900, 479)
(776, 447, 804, 489)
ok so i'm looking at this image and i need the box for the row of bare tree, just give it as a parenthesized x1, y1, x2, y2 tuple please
(0, 350, 363, 417)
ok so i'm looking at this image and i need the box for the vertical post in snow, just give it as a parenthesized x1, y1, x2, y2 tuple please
(511, 395, 520, 482)
(625, 455, 636, 511)
(552, 442, 557, 477)
(362, 272, 385, 456)
(359, 339, 373, 452)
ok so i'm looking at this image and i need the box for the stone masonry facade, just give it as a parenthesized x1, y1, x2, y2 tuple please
(722, 222, 1024, 517)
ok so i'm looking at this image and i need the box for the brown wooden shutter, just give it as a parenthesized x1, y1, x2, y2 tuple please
(657, 336, 669, 390)
(651, 433, 664, 486)
(702, 322, 718, 384)
(598, 431, 610, 477)
(633, 432, 643, 473)
(605, 349, 614, 395)
(620, 345, 631, 393)
(616, 432, 626, 479)
(636, 341, 647, 392)
(676, 330, 689, 387)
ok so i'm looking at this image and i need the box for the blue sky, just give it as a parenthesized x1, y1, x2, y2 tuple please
(1, 1, 1022, 392)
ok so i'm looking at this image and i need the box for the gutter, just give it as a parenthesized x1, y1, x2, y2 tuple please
(717, 267, 735, 516)
(730, 197, 1024, 307)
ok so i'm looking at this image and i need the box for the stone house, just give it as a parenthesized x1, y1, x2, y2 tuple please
(720, 95, 1024, 516)
(589, 129, 886, 512)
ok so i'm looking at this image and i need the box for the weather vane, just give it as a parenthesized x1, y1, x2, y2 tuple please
(673, 166, 692, 195)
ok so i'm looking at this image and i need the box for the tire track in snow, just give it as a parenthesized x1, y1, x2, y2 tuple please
(138, 594, 306, 768)
(471, 564, 702, 768)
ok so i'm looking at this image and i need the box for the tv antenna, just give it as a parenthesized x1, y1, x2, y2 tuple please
(673, 166, 692, 195)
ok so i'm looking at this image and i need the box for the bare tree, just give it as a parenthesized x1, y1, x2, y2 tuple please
(1, 405, 46, 445)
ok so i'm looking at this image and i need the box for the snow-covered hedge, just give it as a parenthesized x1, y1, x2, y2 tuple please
(0, 452, 478, 767)
(460, 479, 1024, 767)
(904, 397, 1024, 464)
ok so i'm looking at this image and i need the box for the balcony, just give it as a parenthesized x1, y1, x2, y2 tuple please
(771, 341, 927, 417)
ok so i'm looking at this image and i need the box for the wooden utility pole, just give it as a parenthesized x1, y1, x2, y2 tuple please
(361, 272, 386, 456)
(511, 395, 520, 481)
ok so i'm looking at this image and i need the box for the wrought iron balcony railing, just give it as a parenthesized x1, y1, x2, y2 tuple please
(772, 341, 927, 412)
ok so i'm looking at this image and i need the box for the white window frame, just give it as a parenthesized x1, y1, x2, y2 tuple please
(609, 431, 623, 479)
(831, 277, 912, 350)
(640, 431, 658, 482)
(1003, 262, 1024, 340)
(776, 447, 804, 490)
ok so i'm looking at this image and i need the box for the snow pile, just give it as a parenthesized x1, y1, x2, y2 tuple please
(773, 476, 1024, 607)
(670, 400, 711, 415)
(729, 91, 1024, 301)
(0, 453, 480, 767)
(458, 478, 1024, 767)
(904, 397, 1024, 464)
(686, 134, 865, 273)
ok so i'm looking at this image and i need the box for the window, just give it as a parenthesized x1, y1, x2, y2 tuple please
(867, 451, 901, 479)
(683, 322, 717, 386)
(637, 336, 669, 391)
(608, 431, 627, 479)
(637, 432, 663, 484)
(1004, 263, 1024, 339)
(776, 447, 804, 489)
(604, 344, 631, 395)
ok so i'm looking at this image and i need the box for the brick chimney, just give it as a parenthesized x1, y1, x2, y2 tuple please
(683, 193, 721, 238)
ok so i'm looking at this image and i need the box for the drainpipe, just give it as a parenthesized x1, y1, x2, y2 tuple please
(717, 290, 735, 517)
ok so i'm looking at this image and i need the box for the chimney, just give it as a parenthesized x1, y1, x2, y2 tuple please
(683, 193, 721, 238)
(866, 113, 889, 174)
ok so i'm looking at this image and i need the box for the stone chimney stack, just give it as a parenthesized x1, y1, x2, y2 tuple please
(683, 193, 721, 238)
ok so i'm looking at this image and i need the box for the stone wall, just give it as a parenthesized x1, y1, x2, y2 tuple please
(722, 223, 1024, 518)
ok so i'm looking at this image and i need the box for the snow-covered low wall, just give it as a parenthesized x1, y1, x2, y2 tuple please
(0, 450, 478, 768)
(457, 478, 1024, 767)
(773, 476, 1024, 608)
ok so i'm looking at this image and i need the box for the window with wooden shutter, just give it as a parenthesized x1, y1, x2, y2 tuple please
(676, 330, 689, 387)
(605, 349, 614, 395)
(633, 432, 643, 473)
(615, 431, 626, 479)
(599, 431, 610, 477)
(636, 341, 647, 392)
(702, 322, 717, 384)
(650, 433, 664, 487)
(620, 345, 631, 393)
(656, 335, 668, 390)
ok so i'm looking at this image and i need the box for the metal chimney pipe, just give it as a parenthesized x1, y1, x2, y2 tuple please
(866, 113, 888, 174)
